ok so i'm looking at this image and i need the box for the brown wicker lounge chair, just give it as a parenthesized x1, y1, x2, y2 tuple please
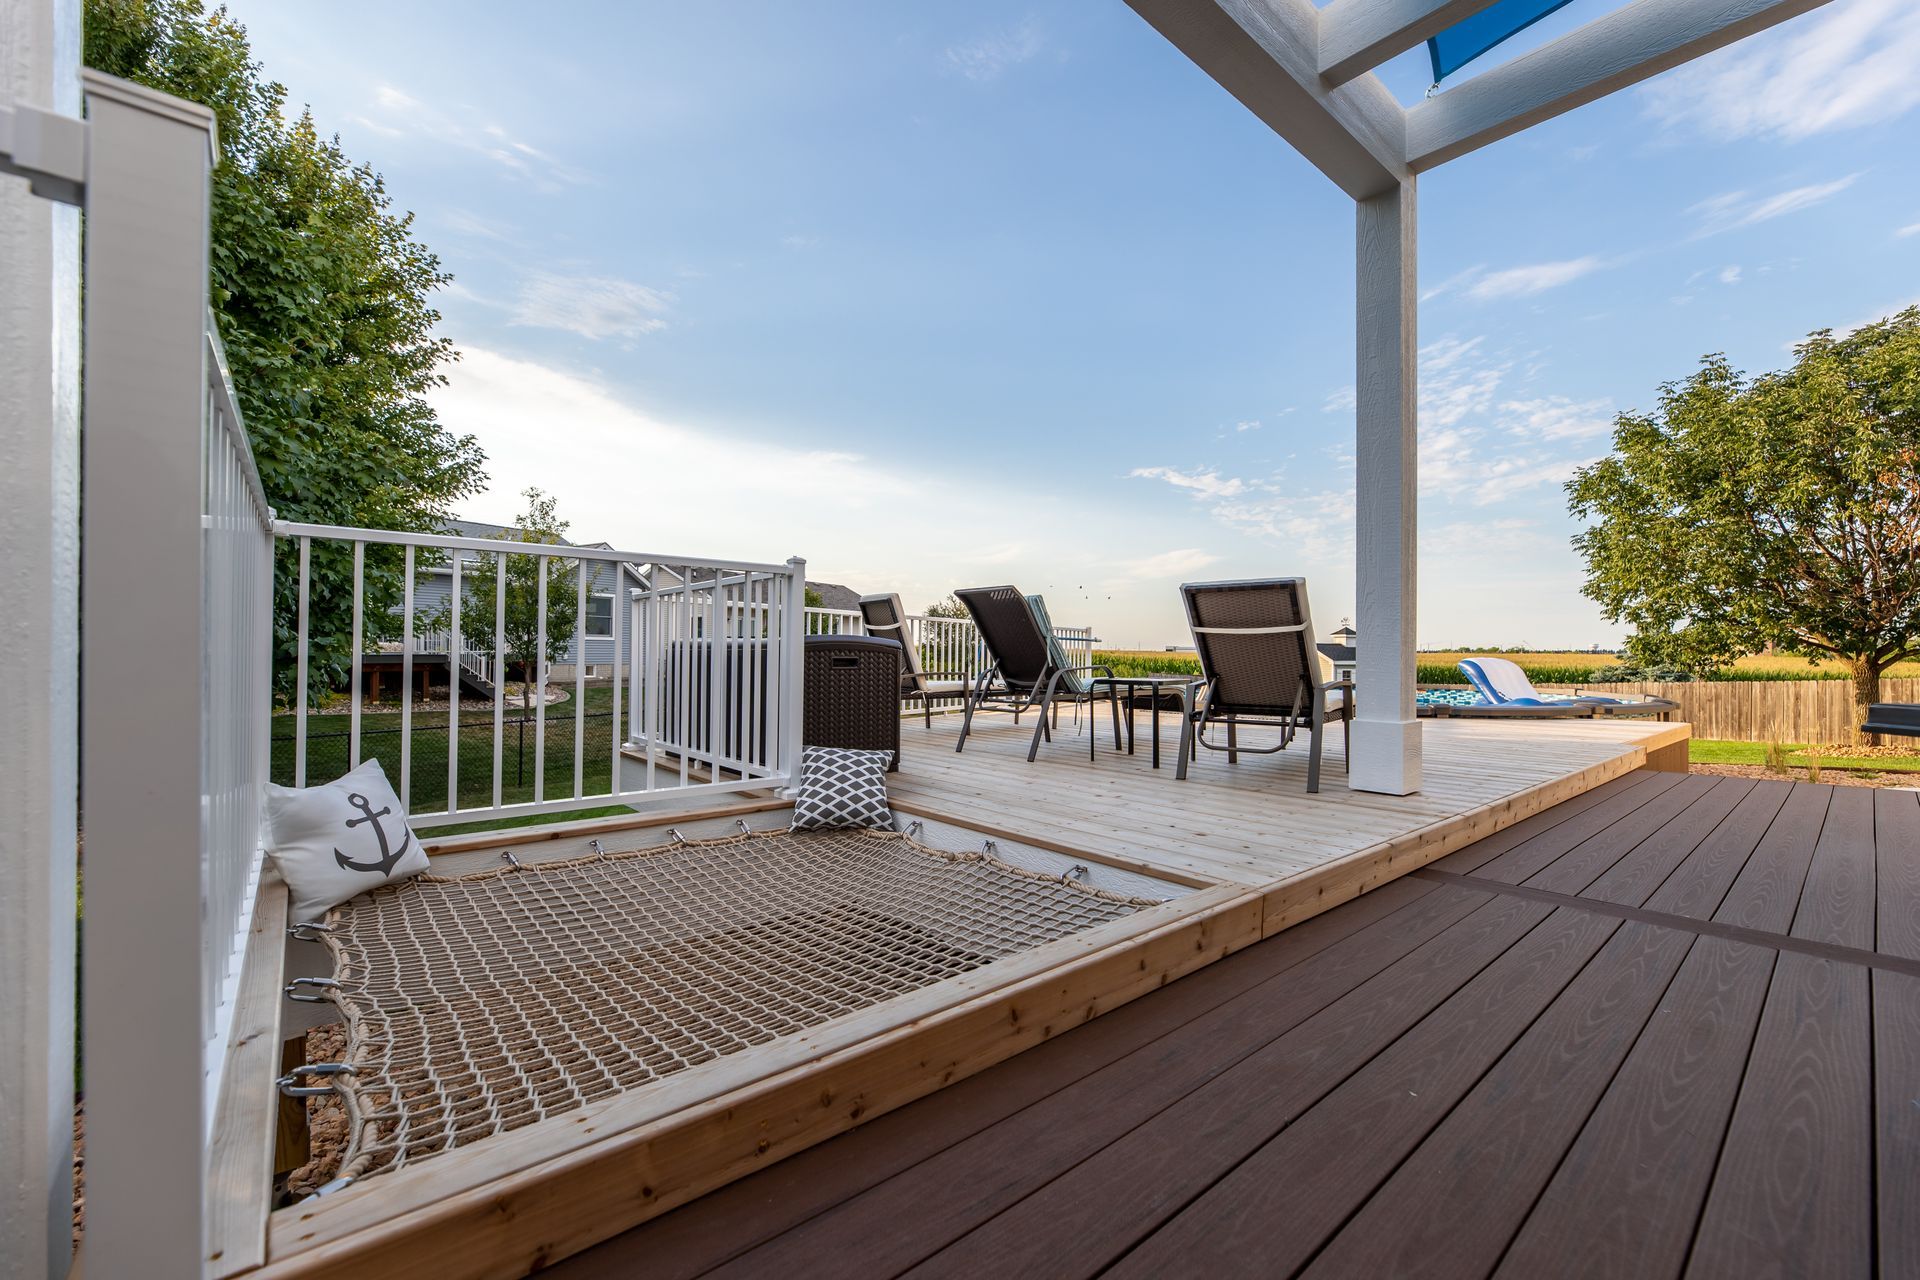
(856, 593, 973, 727)
(953, 585, 1122, 762)
(1179, 577, 1352, 792)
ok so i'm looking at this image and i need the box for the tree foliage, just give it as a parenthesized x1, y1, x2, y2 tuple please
(85, 0, 486, 701)
(1567, 308, 1920, 739)
(923, 594, 969, 619)
(440, 489, 581, 714)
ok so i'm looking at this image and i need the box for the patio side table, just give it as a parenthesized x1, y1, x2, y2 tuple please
(1089, 675, 1203, 773)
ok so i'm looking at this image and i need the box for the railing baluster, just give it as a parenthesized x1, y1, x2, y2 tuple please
(349, 539, 364, 770)
(447, 549, 461, 815)
(607, 559, 623, 800)
(643, 579, 660, 789)
(295, 535, 310, 786)
(534, 555, 546, 806)
(707, 577, 723, 778)
(573, 559, 585, 801)
(401, 545, 414, 812)
(492, 550, 505, 810)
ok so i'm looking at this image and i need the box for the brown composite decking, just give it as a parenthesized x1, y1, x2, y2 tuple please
(553, 771, 1919, 1280)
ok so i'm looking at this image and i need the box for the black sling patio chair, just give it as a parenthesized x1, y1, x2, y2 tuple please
(856, 593, 973, 727)
(952, 585, 1122, 762)
(1178, 577, 1353, 793)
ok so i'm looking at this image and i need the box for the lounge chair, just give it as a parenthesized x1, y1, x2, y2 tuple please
(1457, 656, 1622, 707)
(952, 585, 1122, 762)
(1457, 656, 1681, 719)
(1179, 578, 1352, 792)
(856, 593, 972, 726)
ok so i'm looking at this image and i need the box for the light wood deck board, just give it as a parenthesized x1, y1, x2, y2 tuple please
(889, 712, 1683, 894)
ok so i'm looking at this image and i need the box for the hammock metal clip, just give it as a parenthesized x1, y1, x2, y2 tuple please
(735, 818, 753, 835)
(903, 820, 924, 840)
(1063, 864, 1092, 884)
(980, 839, 998, 857)
(276, 1061, 355, 1098)
(286, 922, 334, 941)
(589, 838, 606, 858)
(501, 850, 523, 870)
(667, 827, 687, 844)
(284, 977, 340, 1004)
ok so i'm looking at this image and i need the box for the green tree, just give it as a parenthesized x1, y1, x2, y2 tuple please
(923, 594, 968, 619)
(85, 0, 486, 701)
(1567, 308, 1920, 743)
(439, 489, 581, 715)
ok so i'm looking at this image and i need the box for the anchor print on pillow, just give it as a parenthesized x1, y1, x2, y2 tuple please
(265, 758, 431, 922)
(334, 790, 414, 875)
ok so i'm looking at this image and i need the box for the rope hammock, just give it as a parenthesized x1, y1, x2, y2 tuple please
(299, 826, 1161, 1186)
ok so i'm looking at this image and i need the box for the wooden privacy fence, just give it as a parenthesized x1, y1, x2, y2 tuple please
(1536, 678, 1920, 745)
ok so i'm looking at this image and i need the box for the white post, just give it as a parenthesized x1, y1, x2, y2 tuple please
(1349, 178, 1423, 795)
(79, 70, 219, 1279)
(0, 0, 80, 1274)
(783, 557, 807, 784)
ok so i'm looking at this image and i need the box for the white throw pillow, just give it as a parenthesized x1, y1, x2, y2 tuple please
(264, 758, 429, 922)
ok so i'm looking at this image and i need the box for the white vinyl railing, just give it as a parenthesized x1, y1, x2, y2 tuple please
(801, 606, 1096, 710)
(624, 570, 807, 784)
(275, 525, 805, 827)
(200, 324, 277, 1122)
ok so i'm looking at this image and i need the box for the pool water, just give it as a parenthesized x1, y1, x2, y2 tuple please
(1415, 688, 1486, 707)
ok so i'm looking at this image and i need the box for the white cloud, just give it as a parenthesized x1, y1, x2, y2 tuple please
(438, 209, 517, 242)
(1688, 174, 1861, 236)
(1719, 265, 1743, 285)
(352, 84, 588, 189)
(1235, 419, 1262, 433)
(1128, 466, 1247, 499)
(1499, 396, 1615, 443)
(1322, 385, 1356, 414)
(1418, 336, 1505, 428)
(1130, 548, 1221, 579)
(427, 347, 1190, 636)
(944, 19, 1045, 81)
(1421, 263, 1487, 303)
(511, 272, 674, 341)
(1642, 0, 1920, 142)
(1898, 222, 1920, 239)
(1465, 256, 1606, 300)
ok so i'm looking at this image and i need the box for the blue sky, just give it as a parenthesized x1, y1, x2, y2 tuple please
(238, 0, 1920, 649)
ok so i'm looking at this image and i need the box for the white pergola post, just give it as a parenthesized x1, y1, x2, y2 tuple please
(1350, 179, 1421, 794)
(0, 0, 81, 1275)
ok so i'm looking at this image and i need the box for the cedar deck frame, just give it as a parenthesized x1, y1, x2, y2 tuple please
(242, 711, 1689, 1277)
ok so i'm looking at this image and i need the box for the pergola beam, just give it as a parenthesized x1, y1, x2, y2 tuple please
(1318, 0, 1504, 87)
(1405, 0, 1834, 169)
(1125, 0, 1408, 200)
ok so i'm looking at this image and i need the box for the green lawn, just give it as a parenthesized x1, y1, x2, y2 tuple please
(272, 684, 622, 813)
(1689, 738, 1920, 773)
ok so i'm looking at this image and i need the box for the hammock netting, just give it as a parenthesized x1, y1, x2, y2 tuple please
(313, 827, 1160, 1183)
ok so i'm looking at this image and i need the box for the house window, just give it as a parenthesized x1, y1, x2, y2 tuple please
(585, 593, 613, 637)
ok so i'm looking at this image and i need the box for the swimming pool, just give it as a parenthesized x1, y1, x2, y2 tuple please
(1416, 688, 1484, 708)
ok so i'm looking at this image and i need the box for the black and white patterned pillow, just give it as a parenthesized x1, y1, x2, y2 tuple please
(791, 745, 893, 831)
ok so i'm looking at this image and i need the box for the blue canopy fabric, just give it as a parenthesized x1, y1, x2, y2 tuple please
(1427, 0, 1579, 83)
